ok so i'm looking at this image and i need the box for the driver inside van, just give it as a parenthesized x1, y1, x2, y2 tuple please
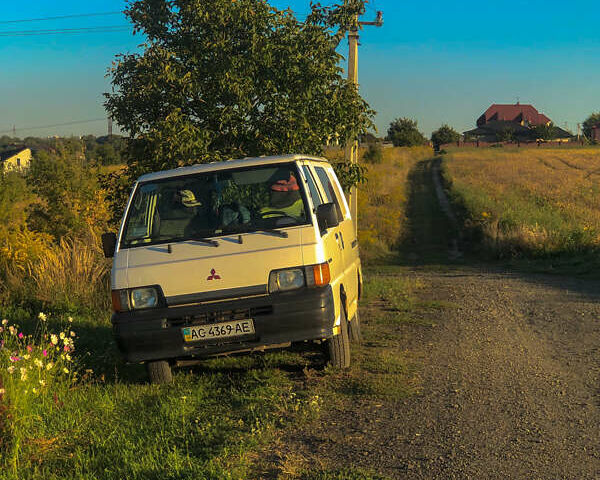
(260, 173, 305, 220)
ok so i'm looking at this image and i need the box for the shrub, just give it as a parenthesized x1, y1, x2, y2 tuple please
(362, 142, 383, 164)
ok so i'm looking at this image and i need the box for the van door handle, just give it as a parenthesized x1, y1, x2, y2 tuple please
(335, 232, 344, 250)
(338, 232, 345, 249)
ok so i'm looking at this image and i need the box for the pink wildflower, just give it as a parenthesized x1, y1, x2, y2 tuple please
(9, 356, 21, 362)
(18, 332, 24, 339)
(27, 345, 33, 352)
(42, 349, 48, 357)
(63, 345, 70, 352)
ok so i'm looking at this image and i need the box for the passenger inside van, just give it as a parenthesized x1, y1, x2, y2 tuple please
(259, 173, 305, 222)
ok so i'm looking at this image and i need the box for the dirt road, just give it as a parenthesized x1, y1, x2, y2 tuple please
(268, 159, 600, 479)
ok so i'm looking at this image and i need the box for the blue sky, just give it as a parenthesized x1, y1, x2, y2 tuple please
(1, 0, 599, 138)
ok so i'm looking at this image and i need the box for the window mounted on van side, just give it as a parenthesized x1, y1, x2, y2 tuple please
(301, 165, 323, 211)
(120, 163, 312, 248)
(313, 166, 346, 220)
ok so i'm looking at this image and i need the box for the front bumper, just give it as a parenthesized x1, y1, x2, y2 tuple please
(112, 285, 335, 363)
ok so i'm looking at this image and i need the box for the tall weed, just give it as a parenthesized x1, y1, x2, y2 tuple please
(28, 237, 110, 311)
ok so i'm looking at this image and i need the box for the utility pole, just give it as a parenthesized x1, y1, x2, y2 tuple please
(346, 10, 383, 236)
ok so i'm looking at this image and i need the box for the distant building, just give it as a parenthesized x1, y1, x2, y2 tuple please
(464, 103, 572, 142)
(591, 126, 600, 143)
(476, 103, 551, 127)
(0, 147, 32, 172)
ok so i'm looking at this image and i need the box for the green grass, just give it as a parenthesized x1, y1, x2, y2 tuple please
(0, 307, 322, 480)
(0, 267, 425, 479)
(442, 148, 600, 274)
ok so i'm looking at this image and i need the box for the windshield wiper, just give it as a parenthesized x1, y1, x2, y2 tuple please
(251, 227, 289, 238)
(187, 234, 219, 247)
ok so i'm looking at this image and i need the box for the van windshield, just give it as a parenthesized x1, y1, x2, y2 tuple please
(121, 163, 310, 247)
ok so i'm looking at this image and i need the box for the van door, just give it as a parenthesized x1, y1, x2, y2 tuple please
(299, 163, 344, 311)
(312, 165, 359, 320)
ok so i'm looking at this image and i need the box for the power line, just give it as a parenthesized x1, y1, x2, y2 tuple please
(0, 26, 130, 37)
(0, 11, 123, 24)
(0, 118, 108, 135)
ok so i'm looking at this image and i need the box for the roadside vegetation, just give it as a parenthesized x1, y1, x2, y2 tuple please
(443, 146, 600, 271)
(0, 0, 435, 475)
(354, 145, 433, 262)
(0, 137, 431, 477)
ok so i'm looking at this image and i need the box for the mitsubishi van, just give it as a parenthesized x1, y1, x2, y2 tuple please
(102, 154, 362, 383)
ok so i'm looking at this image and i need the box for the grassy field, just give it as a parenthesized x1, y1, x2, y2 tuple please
(0, 273, 425, 480)
(0, 146, 433, 479)
(355, 146, 433, 262)
(443, 146, 600, 270)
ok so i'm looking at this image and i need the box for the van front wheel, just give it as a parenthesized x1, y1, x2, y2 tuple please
(147, 360, 173, 384)
(327, 309, 351, 368)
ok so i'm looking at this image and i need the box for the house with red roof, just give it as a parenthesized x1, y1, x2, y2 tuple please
(465, 103, 572, 142)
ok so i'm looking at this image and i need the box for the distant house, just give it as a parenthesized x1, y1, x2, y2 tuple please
(464, 103, 572, 142)
(591, 126, 600, 143)
(0, 147, 32, 172)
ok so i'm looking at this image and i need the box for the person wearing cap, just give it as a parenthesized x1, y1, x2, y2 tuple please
(259, 173, 305, 220)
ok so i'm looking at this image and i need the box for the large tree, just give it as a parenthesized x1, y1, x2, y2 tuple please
(386, 118, 427, 147)
(582, 112, 600, 141)
(105, 0, 373, 180)
(431, 124, 460, 146)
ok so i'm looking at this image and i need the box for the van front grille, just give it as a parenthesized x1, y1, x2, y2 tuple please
(168, 305, 273, 328)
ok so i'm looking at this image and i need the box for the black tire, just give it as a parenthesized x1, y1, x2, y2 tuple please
(147, 360, 173, 384)
(348, 311, 363, 344)
(327, 308, 351, 368)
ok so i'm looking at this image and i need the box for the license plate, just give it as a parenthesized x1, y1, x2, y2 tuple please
(182, 319, 255, 343)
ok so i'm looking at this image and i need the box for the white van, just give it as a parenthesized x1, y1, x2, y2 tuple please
(102, 154, 362, 383)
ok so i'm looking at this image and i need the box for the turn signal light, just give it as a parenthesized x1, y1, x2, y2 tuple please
(310, 262, 330, 287)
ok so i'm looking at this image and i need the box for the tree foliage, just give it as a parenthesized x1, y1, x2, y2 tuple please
(386, 118, 427, 147)
(27, 151, 109, 239)
(534, 123, 560, 141)
(0, 172, 31, 229)
(105, 0, 374, 183)
(496, 126, 514, 142)
(431, 124, 460, 146)
(582, 112, 600, 141)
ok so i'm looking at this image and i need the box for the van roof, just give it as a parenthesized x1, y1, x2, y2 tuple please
(137, 154, 330, 183)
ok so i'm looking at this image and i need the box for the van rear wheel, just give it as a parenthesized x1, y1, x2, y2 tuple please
(147, 360, 173, 384)
(327, 309, 351, 368)
(348, 311, 363, 344)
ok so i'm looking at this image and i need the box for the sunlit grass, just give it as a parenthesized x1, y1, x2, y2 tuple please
(444, 146, 600, 262)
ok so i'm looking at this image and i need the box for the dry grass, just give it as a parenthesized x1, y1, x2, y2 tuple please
(355, 146, 433, 262)
(27, 237, 110, 310)
(443, 146, 600, 258)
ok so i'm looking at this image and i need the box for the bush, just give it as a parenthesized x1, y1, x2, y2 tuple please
(362, 143, 383, 164)
(386, 118, 427, 147)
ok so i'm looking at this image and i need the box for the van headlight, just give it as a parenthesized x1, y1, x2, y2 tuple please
(268, 263, 330, 293)
(111, 286, 162, 312)
(269, 268, 305, 293)
(130, 287, 159, 309)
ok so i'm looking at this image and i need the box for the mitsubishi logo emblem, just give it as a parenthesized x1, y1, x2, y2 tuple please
(207, 268, 221, 280)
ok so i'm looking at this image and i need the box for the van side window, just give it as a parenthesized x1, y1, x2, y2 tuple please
(314, 166, 343, 219)
(302, 166, 323, 210)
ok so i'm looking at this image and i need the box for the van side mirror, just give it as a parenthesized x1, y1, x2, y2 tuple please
(101, 232, 117, 258)
(316, 203, 339, 233)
